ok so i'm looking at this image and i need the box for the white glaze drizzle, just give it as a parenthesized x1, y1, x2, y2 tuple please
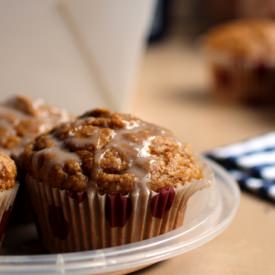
(33, 115, 179, 192)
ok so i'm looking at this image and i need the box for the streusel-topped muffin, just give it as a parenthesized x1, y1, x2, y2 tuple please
(203, 19, 275, 104)
(23, 109, 211, 252)
(0, 95, 71, 225)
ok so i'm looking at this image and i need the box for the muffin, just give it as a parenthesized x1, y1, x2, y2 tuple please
(22, 109, 212, 252)
(203, 19, 275, 104)
(0, 95, 71, 224)
(0, 95, 70, 160)
(0, 153, 18, 244)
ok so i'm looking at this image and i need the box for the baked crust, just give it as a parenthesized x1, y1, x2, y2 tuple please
(22, 109, 202, 193)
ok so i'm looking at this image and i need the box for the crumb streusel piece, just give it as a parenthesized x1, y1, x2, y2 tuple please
(0, 152, 16, 191)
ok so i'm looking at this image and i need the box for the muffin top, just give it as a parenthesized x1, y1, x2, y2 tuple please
(203, 19, 275, 65)
(0, 95, 70, 159)
(0, 152, 16, 191)
(22, 109, 202, 194)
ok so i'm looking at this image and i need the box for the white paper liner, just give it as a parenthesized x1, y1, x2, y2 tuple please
(26, 168, 213, 253)
(0, 183, 19, 244)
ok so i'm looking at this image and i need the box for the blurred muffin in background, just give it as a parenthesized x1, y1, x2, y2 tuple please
(203, 19, 275, 104)
(0, 95, 70, 161)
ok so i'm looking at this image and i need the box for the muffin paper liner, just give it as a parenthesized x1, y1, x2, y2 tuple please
(0, 184, 19, 243)
(26, 168, 213, 253)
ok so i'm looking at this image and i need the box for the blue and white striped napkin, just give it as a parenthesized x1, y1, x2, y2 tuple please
(205, 132, 275, 202)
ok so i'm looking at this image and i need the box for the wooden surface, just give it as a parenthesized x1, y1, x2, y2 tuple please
(132, 39, 275, 275)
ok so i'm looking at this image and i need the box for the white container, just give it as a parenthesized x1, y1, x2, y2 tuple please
(0, 0, 155, 113)
(61, 0, 156, 112)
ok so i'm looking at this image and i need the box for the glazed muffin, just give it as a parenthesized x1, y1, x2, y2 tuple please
(22, 109, 212, 252)
(0, 95, 70, 160)
(0, 153, 18, 244)
(203, 19, 275, 104)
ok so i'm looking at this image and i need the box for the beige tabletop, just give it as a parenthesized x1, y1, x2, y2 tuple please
(131, 38, 275, 275)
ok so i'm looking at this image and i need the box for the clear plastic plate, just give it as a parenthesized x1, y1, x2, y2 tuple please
(0, 159, 240, 274)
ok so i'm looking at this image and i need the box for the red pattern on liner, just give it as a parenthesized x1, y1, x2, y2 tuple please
(67, 191, 87, 203)
(48, 205, 69, 240)
(254, 61, 269, 79)
(105, 194, 132, 227)
(150, 187, 175, 218)
(214, 68, 232, 88)
(33, 212, 43, 239)
(0, 208, 12, 241)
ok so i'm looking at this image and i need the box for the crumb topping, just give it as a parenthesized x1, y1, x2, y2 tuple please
(203, 19, 275, 64)
(22, 109, 203, 193)
(0, 95, 70, 158)
(0, 153, 16, 191)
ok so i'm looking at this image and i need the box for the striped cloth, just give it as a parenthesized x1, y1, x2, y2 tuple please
(205, 132, 275, 202)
